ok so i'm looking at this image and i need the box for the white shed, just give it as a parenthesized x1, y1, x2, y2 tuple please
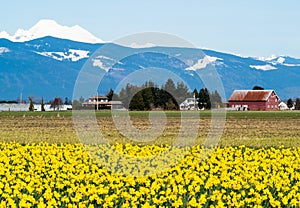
(278, 102, 289, 110)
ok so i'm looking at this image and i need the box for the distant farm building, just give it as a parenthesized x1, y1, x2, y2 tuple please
(278, 102, 289, 110)
(228, 90, 279, 111)
(82, 96, 124, 110)
(0, 104, 72, 111)
(180, 98, 198, 110)
(110, 101, 125, 110)
(82, 96, 110, 110)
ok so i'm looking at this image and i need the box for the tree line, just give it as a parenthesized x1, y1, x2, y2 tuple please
(107, 78, 223, 110)
(110, 79, 191, 110)
(28, 97, 71, 111)
(287, 98, 300, 110)
(17, 78, 224, 111)
(193, 88, 222, 109)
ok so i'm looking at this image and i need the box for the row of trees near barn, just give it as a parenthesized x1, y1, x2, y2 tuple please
(109, 79, 223, 110)
(112, 79, 191, 110)
(287, 98, 300, 110)
(193, 88, 222, 109)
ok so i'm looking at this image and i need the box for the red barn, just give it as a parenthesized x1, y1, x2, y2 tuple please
(228, 90, 279, 111)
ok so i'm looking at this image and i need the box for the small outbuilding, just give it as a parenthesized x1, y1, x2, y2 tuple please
(278, 102, 289, 110)
(180, 98, 198, 110)
(228, 90, 279, 111)
(110, 101, 126, 110)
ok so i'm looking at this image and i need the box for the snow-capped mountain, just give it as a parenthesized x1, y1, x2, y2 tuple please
(0, 36, 299, 101)
(257, 55, 300, 67)
(268, 56, 300, 67)
(0, 19, 103, 43)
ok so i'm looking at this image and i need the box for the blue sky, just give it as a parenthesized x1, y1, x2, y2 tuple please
(1, 0, 300, 57)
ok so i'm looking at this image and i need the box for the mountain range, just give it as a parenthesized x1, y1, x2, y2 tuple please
(0, 20, 299, 101)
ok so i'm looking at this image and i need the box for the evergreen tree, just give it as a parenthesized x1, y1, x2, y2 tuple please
(166, 98, 177, 110)
(204, 88, 211, 109)
(198, 88, 211, 109)
(163, 78, 176, 98)
(295, 98, 300, 110)
(64, 97, 71, 105)
(106, 88, 114, 101)
(117, 79, 182, 110)
(287, 98, 294, 109)
(193, 88, 198, 99)
(118, 88, 128, 108)
(145, 80, 155, 88)
(29, 97, 34, 112)
(198, 88, 206, 110)
(41, 97, 45, 111)
(176, 81, 191, 104)
(252, 86, 264, 90)
(142, 87, 154, 110)
(129, 91, 145, 110)
(153, 87, 163, 108)
(126, 84, 139, 108)
(211, 90, 222, 108)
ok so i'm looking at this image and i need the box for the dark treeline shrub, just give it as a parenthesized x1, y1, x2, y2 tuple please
(115, 79, 223, 110)
(296, 98, 300, 110)
(193, 88, 222, 110)
(117, 79, 190, 110)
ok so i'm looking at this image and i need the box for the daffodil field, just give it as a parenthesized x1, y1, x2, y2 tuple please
(1, 142, 300, 207)
(0, 111, 300, 207)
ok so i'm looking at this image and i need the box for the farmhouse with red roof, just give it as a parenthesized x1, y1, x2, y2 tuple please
(228, 90, 279, 111)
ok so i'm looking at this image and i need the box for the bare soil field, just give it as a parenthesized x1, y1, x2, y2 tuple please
(0, 111, 299, 147)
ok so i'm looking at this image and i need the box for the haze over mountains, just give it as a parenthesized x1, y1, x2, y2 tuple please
(0, 20, 299, 101)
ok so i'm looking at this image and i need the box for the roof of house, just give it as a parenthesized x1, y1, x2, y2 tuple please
(83, 102, 110, 105)
(89, 96, 108, 99)
(109, 101, 123, 105)
(228, 90, 278, 101)
(278, 102, 288, 107)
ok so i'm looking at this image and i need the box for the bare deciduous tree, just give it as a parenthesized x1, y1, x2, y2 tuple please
(50, 97, 63, 111)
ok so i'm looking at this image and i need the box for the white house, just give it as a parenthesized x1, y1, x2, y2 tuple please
(180, 98, 198, 110)
(278, 102, 289, 110)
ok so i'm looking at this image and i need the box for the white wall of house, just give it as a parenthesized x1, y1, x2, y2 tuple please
(180, 98, 198, 110)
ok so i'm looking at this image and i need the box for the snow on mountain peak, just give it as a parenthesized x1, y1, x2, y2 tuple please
(35, 49, 90, 62)
(249, 64, 277, 71)
(185, 55, 223, 71)
(257, 55, 278, 61)
(0, 47, 10, 55)
(0, 19, 103, 43)
(275, 57, 285, 64)
(0, 31, 10, 39)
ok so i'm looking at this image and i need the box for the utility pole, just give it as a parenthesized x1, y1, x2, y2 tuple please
(193, 93, 196, 110)
(96, 91, 99, 111)
(20, 92, 22, 111)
